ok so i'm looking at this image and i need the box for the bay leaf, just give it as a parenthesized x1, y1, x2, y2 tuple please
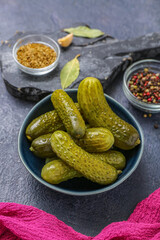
(63, 26, 104, 38)
(60, 54, 80, 89)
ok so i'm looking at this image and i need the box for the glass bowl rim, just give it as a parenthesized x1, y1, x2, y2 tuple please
(123, 59, 160, 110)
(12, 34, 61, 72)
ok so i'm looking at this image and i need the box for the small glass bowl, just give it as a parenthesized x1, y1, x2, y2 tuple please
(123, 59, 160, 113)
(12, 34, 60, 76)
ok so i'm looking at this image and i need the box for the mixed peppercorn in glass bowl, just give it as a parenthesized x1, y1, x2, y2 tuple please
(123, 59, 160, 113)
(12, 34, 60, 76)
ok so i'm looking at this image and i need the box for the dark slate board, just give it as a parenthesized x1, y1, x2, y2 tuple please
(1, 24, 160, 101)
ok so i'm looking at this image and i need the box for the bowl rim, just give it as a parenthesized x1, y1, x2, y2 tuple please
(123, 59, 160, 112)
(18, 89, 144, 196)
(12, 34, 61, 72)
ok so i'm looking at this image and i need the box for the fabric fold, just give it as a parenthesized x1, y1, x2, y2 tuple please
(1, 188, 160, 240)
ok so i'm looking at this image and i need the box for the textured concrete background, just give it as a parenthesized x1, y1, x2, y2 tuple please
(0, 0, 160, 237)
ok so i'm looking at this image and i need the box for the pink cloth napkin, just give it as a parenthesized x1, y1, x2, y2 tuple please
(1, 188, 160, 240)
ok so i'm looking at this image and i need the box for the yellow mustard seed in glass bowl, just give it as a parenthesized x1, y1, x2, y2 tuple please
(12, 34, 61, 76)
(17, 42, 57, 69)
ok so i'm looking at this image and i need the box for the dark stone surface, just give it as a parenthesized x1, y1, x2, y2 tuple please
(2, 30, 160, 101)
(1, 28, 116, 101)
(0, 0, 160, 237)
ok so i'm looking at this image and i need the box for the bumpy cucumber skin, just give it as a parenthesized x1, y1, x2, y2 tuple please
(26, 110, 65, 141)
(30, 134, 57, 158)
(92, 150, 126, 170)
(46, 151, 126, 170)
(43, 150, 125, 184)
(51, 90, 86, 139)
(26, 103, 81, 141)
(51, 131, 118, 185)
(74, 127, 114, 152)
(75, 102, 81, 112)
(78, 77, 140, 150)
(30, 128, 114, 158)
(41, 160, 81, 184)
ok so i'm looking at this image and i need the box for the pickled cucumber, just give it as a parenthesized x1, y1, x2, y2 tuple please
(26, 103, 81, 141)
(51, 131, 118, 185)
(74, 127, 114, 152)
(31, 128, 114, 158)
(43, 151, 124, 184)
(78, 77, 140, 150)
(26, 110, 64, 141)
(45, 151, 125, 170)
(41, 160, 82, 184)
(92, 150, 126, 170)
(51, 90, 85, 139)
(30, 134, 56, 158)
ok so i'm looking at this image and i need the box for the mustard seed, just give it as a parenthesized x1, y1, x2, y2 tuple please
(17, 42, 57, 68)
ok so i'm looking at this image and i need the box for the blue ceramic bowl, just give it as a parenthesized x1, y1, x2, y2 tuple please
(18, 90, 144, 196)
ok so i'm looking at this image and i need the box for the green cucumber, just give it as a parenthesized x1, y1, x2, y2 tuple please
(51, 131, 118, 185)
(51, 90, 85, 139)
(78, 77, 140, 150)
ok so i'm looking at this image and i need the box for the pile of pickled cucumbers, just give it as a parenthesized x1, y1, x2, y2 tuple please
(26, 77, 140, 185)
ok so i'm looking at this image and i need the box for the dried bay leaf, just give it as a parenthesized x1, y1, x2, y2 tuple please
(63, 26, 104, 38)
(60, 54, 80, 89)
